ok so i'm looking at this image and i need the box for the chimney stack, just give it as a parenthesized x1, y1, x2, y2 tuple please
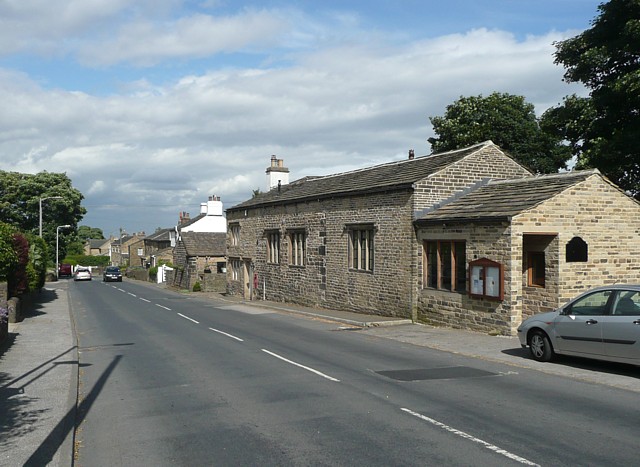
(408, 149, 415, 160)
(266, 155, 290, 190)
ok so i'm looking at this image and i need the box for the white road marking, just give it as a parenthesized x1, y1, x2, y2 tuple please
(178, 313, 199, 324)
(209, 328, 244, 342)
(117, 288, 126, 293)
(261, 349, 340, 382)
(139, 298, 151, 303)
(401, 408, 539, 466)
(155, 304, 171, 311)
(128, 293, 137, 297)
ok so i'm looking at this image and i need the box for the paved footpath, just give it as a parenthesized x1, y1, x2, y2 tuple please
(0, 281, 76, 467)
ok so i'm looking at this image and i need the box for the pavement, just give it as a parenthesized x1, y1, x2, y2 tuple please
(1, 279, 639, 466)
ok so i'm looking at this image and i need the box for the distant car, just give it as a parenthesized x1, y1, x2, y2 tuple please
(74, 267, 92, 281)
(103, 266, 122, 282)
(518, 285, 640, 365)
(58, 263, 72, 278)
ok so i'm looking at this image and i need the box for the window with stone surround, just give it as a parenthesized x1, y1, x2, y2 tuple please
(230, 224, 240, 246)
(527, 252, 545, 287)
(424, 240, 466, 292)
(230, 258, 241, 281)
(348, 225, 374, 272)
(266, 231, 280, 264)
(288, 230, 306, 267)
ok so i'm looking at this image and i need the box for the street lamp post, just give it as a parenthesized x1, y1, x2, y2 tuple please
(39, 196, 63, 237)
(56, 224, 71, 279)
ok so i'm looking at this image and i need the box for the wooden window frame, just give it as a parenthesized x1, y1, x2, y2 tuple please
(527, 251, 545, 288)
(469, 258, 504, 301)
(423, 240, 466, 292)
(348, 225, 374, 272)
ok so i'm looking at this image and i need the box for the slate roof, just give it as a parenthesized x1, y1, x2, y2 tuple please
(180, 231, 226, 257)
(88, 239, 108, 248)
(145, 228, 172, 242)
(228, 141, 499, 211)
(415, 169, 601, 225)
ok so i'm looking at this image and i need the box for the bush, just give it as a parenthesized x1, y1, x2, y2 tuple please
(0, 223, 18, 281)
(192, 281, 202, 292)
(63, 254, 110, 267)
(8, 232, 29, 296)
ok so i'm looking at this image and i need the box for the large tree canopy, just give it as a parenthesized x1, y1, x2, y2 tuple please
(0, 171, 86, 261)
(428, 92, 570, 174)
(543, 0, 640, 199)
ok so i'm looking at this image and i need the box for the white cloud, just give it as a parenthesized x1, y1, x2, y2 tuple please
(0, 5, 590, 233)
(77, 9, 290, 66)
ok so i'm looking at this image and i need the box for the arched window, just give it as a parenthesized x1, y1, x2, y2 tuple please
(566, 237, 588, 262)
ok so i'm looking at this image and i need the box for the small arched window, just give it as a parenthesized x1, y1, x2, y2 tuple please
(566, 237, 588, 262)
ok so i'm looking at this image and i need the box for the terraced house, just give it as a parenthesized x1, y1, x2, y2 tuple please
(225, 141, 640, 335)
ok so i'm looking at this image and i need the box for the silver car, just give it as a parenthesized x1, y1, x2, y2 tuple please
(74, 267, 92, 281)
(518, 285, 640, 365)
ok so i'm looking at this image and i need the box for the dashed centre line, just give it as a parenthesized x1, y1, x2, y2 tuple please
(209, 327, 244, 342)
(261, 349, 340, 382)
(401, 408, 538, 466)
(139, 298, 151, 303)
(155, 304, 171, 311)
(178, 313, 199, 324)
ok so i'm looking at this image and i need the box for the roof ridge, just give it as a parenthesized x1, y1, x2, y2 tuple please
(489, 168, 600, 186)
(296, 141, 495, 184)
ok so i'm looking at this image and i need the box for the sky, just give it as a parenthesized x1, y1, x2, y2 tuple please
(0, 0, 603, 238)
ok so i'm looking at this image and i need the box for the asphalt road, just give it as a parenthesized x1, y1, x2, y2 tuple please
(69, 279, 639, 466)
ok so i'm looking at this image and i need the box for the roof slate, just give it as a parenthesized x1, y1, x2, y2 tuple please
(415, 170, 600, 224)
(228, 141, 497, 211)
(180, 231, 226, 257)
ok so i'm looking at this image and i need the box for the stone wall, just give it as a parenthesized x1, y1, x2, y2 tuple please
(513, 174, 640, 305)
(416, 222, 515, 334)
(413, 145, 531, 211)
(227, 190, 417, 318)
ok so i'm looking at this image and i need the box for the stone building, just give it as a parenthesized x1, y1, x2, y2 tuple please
(173, 231, 226, 292)
(415, 169, 640, 334)
(225, 141, 532, 321)
(226, 142, 640, 335)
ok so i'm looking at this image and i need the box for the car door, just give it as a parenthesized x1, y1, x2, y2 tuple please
(553, 289, 612, 357)
(602, 290, 640, 362)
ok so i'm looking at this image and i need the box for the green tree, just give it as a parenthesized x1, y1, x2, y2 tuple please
(428, 92, 570, 173)
(543, 0, 640, 198)
(0, 171, 86, 262)
(78, 225, 104, 240)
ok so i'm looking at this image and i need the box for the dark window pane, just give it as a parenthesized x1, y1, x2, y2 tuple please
(441, 242, 452, 290)
(427, 241, 437, 288)
(455, 242, 466, 292)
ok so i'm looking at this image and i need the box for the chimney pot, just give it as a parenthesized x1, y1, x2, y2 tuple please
(409, 149, 415, 160)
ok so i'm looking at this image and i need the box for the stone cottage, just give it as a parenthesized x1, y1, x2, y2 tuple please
(415, 169, 640, 334)
(173, 231, 227, 292)
(225, 141, 532, 319)
(172, 195, 228, 292)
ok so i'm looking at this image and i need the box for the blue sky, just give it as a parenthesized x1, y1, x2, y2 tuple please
(0, 0, 602, 237)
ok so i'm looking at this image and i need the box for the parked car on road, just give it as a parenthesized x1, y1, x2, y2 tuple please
(103, 266, 122, 282)
(518, 285, 640, 365)
(74, 267, 92, 281)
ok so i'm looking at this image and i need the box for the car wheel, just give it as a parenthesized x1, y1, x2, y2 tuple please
(529, 330, 554, 362)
